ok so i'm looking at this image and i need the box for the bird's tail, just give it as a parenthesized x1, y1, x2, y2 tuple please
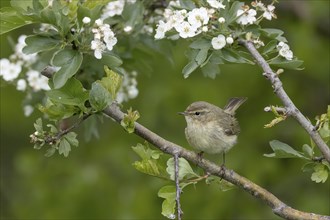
(224, 97, 247, 114)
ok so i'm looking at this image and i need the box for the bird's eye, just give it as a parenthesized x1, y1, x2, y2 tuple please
(194, 112, 201, 116)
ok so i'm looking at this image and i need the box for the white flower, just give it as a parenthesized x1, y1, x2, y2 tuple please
(175, 21, 198, 38)
(16, 79, 27, 91)
(91, 39, 106, 59)
(0, 58, 22, 81)
(226, 36, 234, 44)
(168, 9, 187, 28)
(127, 86, 138, 99)
(24, 105, 34, 117)
(207, 0, 226, 9)
(101, 0, 125, 19)
(13, 35, 37, 66)
(218, 17, 226, 23)
(277, 42, 293, 60)
(202, 26, 208, 32)
(263, 5, 276, 20)
(82, 17, 91, 24)
(187, 7, 209, 28)
(26, 70, 50, 91)
(155, 20, 170, 39)
(124, 26, 133, 32)
(236, 9, 257, 25)
(91, 19, 117, 59)
(211, 35, 226, 50)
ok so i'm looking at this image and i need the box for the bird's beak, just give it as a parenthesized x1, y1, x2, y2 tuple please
(178, 111, 187, 115)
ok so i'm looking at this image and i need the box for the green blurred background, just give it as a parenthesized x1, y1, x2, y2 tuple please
(1, 1, 329, 219)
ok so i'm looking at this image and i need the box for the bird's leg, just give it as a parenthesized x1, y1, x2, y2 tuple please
(219, 152, 226, 181)
(197, 151, 204, 161)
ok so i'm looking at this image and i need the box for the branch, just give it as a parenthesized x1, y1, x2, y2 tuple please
(240, 40, 330, 163)
(174, 153, 183, 220)
(103, 103, 329, 220)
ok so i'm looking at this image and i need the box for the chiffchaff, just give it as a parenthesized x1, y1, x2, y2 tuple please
(179, 97, 247, 163)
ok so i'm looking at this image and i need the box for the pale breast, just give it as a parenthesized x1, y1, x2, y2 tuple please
(185, 120, 237, 154)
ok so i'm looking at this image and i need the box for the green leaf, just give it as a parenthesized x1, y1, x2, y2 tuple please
(89, 81, 112, 111)
(166, 157, 199, 181)
(302, 162, 315, 172)
(58, 138, 71, 157)
(132, 143, 163, 160)
(311, 164, 328, 183)
(195, 48, 209, 65)
(269, 57, 304, 70)
(201, 62, 220, 79)
(189, 38, 211, 49)
(103, 66, 123, 100)
(22, 35, 60, 54)
(262, 40, 277, 55)
(158, 185, 176, 219)
(46, 78, 89, 108)
(64, 132, 79, 147)
(39, 101, 78, 120)
(260, 28, 287, 42)
(52, 51, 83, 89)
(302, 144, 313, 159)
(221, 48, 254, 64)
(101, 52, 123, 68)
(206, 176, 235, 191)
(122, 0, 144, 27)
(182, 60, 198, 79)
(264, 140, 307, 159)
(34, 118, 43, 133)
(121, 108, 140, 133)
(226, 1, 244, 24)
(179, 0, 195, 10)
(44, 147, 56, 157)
(0, 7, 34, 35)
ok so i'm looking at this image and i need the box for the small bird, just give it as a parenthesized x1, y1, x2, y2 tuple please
(179, 97, 247, 164)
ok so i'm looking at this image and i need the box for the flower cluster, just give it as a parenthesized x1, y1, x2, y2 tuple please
(101, 0, 136, 19)
(277, 42, 293, 60)
(0, 35, 50, 92)
(237, 1, 276, 25)
(91, 19, 118, 59)
(155, 7, 213, 39)
(116, 69, 139, 103)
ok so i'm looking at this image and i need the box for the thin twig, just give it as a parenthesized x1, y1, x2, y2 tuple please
(103, 103, 330, 220)
(240, 40, 330, 163)
(174, 153, 183, 220)
(44, 113, 92, 144)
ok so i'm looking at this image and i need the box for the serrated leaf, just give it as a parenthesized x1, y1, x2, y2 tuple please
(264, 140, 307, 159)
(52, 51, 83, 89)
(201, 62, 220, 79)
(34, 118, 43, 133)
(89, 81, 112, 111)
(121, 108, 140, 133)
(58, 138, 71, 157)
(166, 157, 199, 181)
(158, 185, 176, 219)
(23, 35, 60, 54)
(311, 164, 328, 183)
(102, 66, 123, 100)
(260, 28, 286, 41)
(132, 143, 163, 160)
(122, 0, 144, 27)
(182, 60, 199, 78)
(44, 147, 56, 157)
(206, 176, 235, 191)
(64, 132, 79, 147)
(179, 0, 195, 10)
(46, 78, 89, 108)
(0, 7, 34, 35)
